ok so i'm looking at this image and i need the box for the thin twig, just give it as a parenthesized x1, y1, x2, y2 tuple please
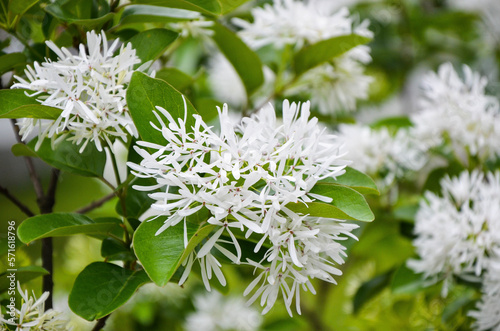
(0, 185, 35, 217)
(10, 119, 44, 199)
(75, 192, 116, 214)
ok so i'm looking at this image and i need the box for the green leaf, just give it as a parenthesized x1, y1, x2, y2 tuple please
(155, 67, 193, 92)
(11, 143, 38, 157)
(370, 116, 413, 130)
(127, 72, 198, 145)
(9, 0, 40, 16)
(353, 270, 393, 314)
(219, 0, 251, 14)
(69, 262, 150, 321)
(0, 89, 62, 120)
(128, 28, 178, 65)
(195, 98, 221, 123)
(44, 0, 114, 28)
(17, 213, 120, 244)
(0, 52, 26, 75)
(390, 264, 428, 295)
(211, 22, 264, 95)
(117, 178, 156, 219)
(0, 266, 48, 293)
(101, 238, 135, 261)
(133, 208, 212, 286)
(298, 184, 375, 222)
(120, 5, 199, 25)
(317, 167, 379, 196)
(18, 138, 107, 177)
(293, 34, 372, 76)
(130, 0, 221, 16)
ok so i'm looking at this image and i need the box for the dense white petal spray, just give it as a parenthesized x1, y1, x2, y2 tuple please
(12, 31, 143, 152)
(128, 99, 358, 315)
(233, 0, 373, 114)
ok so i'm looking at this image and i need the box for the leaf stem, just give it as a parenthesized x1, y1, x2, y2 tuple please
(92, 315, 110, 331)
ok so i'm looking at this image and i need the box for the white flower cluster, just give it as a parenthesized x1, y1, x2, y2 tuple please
(12, 31, 142, 152)
(469, 267, 500, 331)
(184, 291, 262, 331)
(336, 124, 426, 187)
(0, 283, 68, 331)
(129, 99, 357, 314)
(411, 63, 500, 164)
(408, 170, 500, 283)
(233, 0, 373, 114)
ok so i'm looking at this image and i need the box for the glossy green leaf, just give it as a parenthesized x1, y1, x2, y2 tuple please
(155, 67, 193, 92)
(317, 167, 379, 196)
(128, 28, 178, 65)
(133, 208, 212, 286)
(292, 185, 375, 222)
(219, 0, 251, 14)
(14, 138, 107, 177)
(9, 0, 40, 16)
(293, 34, 372, 76)
(0, 52, 26, 75)
(101, 238, 135, 261)
(390, 264, 428, 295)
(0, 89, 62, 120)
(211, 22, 264, 95)
(195, 98, 221, 123)
(353, 270, 393, 314)
(0, 266, 48, 293)
(130, 0, 221, 16)
(120, 5, 199, 25)
(69, 262, 150, 321)
(44, 0, 114, 27)
(17, 213, 121, 244)
(127, 72, 198, 145)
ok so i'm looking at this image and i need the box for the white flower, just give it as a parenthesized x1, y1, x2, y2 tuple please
(12, 30, 143, 152)
(170, 17, 214, 40)
(411, 63, 500, 164)
(408, 171, 500, 284)
(207, 53, 247, 108)
(0, 282, 69, 331)
(233, 1, 373, 114)
(336, 123, 426, 187)
(469, 268, 500, 331)
(233, 1, 372, 49)
(129, 99, 356, 314)
(184, 291, 263, 331)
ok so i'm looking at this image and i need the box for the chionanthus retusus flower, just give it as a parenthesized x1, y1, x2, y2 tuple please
(0, 282, 68, 330)
(12, 30, 143, 152)
(128, 99, 359, 315)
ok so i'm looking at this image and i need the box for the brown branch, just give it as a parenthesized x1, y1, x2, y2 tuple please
(75, 192, 116, 214)
(10, 119, 44, 199)
(0, 185, 35, 217)
(92, 315, 111, 331)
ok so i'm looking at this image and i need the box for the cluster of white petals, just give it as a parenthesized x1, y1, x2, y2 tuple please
(12, 31, 142, 152)
(469, 267, 500, 331)
(336, 124, 426, 187)
(408, 171, 500, 284)
(184, 291, 262, 331)
(129, 99, 357, 314)
(0, 283, 68, 331)
(411, 63, 500, 164)
(233, 0, 373, 114)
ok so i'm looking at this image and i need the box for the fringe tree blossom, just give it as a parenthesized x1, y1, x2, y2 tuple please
(12, 31, 142, 152)
(233, 0, 373, 114)
(411, 63, 500, 164)
(129, 99, 358, 314)
(336, 124, 426, 188)
(469, 263, 500, 331)
(0, 282, 68, 331)
(408, 171, 500, 288)
(184, 291, 262, 331)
